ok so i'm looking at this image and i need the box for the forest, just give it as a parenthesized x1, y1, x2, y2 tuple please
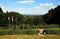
(0, 5, 60, 29)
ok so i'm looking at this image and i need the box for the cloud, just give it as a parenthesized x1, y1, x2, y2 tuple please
(0, 4, 6, 12)
(38, 3, 56, 8)
(16, 0, 34, 4)
(14, 3, 56, 15)
(7, 3, 56, 15)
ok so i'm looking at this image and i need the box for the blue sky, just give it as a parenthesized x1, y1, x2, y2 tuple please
(0, 0, 60, 15)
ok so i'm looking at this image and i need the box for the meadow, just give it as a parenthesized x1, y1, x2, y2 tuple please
(0, 35, 60, 39)
(0, 28, 60, 39)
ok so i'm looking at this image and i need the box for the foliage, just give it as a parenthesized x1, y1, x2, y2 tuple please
(43, 5, 60, 26)
(0, 5, 60, 29)
(45, 28, 60, 35)
(39, 24, 59, 28)
(0, 29, 39, 35)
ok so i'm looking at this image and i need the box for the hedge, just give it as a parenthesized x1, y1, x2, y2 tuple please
(45, 29, 60, 35)
(0, 29, 39, 35)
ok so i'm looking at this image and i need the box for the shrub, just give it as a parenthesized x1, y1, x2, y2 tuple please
(45, 28, 60, 35)
(0, 29, 39, 35)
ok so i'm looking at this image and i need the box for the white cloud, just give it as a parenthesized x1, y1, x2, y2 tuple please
(16, 0, 34, 4)
(7, 3, 56, 15)
(0, 4, 6, 12)
(14, 3, 56, 15)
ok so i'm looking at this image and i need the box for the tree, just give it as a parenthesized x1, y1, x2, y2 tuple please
(0, 7, 3, 13)
(43, 5, 60, 26)
(0, 7, 5, 26)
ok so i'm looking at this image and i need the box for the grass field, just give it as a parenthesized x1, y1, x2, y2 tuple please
(0, 28, 60, 39)
(0, 35, 60, 39)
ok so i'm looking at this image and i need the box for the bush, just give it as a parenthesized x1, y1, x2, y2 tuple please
(39, 24, 59, 28)
(0, 29, 39, 35)
(45, 28, 60, 35)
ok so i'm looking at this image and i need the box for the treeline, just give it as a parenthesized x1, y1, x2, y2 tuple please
(0, 5, 60, 29)
(0, 9, 24, 27)
(0, 7, 45, 29)
(43, 5, 60, 26)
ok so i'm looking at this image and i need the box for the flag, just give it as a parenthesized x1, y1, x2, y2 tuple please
(12, 16, 13, 22)
(8, 16, 10, 21)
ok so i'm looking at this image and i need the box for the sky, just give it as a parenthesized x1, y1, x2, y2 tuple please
(0, 0, 60, 15)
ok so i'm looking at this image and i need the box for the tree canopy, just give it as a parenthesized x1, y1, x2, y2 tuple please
(43, 5, 60, 25)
